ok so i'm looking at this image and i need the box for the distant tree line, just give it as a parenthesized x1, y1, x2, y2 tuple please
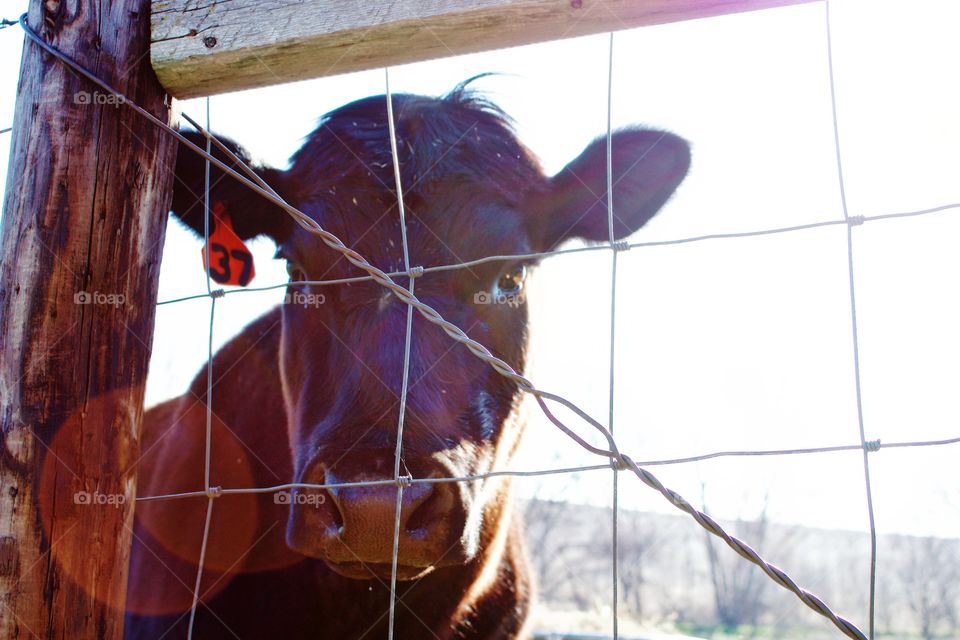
(522, 494, 959, 639)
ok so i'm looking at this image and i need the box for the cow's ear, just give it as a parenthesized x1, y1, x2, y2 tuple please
(528, 129, 690, 252)
(170, 130, 294, 244)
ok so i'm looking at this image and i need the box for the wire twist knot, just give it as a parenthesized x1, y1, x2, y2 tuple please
(864, 439, 881, 453)
(847, 215, 866, 226)
(209, 288, 226, 299)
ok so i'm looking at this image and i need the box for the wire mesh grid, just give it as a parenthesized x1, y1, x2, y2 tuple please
(13, 3, 960, 639)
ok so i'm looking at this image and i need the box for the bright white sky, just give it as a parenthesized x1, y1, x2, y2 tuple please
(1, 1, 958, 545)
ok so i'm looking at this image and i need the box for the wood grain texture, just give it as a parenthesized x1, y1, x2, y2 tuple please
(151, 0, 818, 98)
(0, 1, 177, 637)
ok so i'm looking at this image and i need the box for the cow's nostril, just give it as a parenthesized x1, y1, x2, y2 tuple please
(328, 491, 344, 533)
(293, 464, 345, 537)
(405, 483, 451, 537)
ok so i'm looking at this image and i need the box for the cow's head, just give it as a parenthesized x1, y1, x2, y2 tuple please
(171, 81, 689, 581)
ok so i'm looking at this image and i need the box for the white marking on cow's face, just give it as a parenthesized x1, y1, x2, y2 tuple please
(377, 291, 392, 314)
(474, 390, 497, 441)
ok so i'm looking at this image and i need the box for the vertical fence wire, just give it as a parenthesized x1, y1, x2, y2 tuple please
(825, 2, 878, 637)
(188, 96, 218, 640)
(384, 67, 417, 640)
(605, 31, 621, 640)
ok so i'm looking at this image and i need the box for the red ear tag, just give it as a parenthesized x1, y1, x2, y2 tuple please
(200, 203, 256, 287)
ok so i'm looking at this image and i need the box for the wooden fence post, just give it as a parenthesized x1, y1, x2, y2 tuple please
(0, 1, 176, 637)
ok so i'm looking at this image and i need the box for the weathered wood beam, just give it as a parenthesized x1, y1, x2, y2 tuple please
(0, 1, 177, 637)
(152, 0, 819, 98)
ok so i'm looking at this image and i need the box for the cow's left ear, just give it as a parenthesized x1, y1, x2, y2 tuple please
(528, 129, 690, 251)
(171, 130, 295, 244)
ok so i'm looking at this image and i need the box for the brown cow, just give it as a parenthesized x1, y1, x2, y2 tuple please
(125, 79, 689, 639)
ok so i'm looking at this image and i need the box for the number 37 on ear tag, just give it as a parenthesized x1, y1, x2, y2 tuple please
(200, 206, 256, 287)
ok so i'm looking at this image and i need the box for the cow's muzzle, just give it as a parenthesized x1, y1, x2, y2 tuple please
(285, 459, 469, 580)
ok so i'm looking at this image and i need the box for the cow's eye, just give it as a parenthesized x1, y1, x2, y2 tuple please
(496, 265, 526, 294)
(286, 262, 307, 283)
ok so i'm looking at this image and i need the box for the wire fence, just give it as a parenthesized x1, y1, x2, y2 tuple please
(13, 4, 960, 640)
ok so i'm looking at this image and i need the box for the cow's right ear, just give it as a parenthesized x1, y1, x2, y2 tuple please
(170, 130, 294, 244)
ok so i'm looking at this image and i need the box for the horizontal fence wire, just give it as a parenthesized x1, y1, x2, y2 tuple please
(155, 204, 960, 306)
(132, 435, 960, 503)
(18, 10, 960, 640)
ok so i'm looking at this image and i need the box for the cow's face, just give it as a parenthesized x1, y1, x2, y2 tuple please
(172, 85, 689, 581)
